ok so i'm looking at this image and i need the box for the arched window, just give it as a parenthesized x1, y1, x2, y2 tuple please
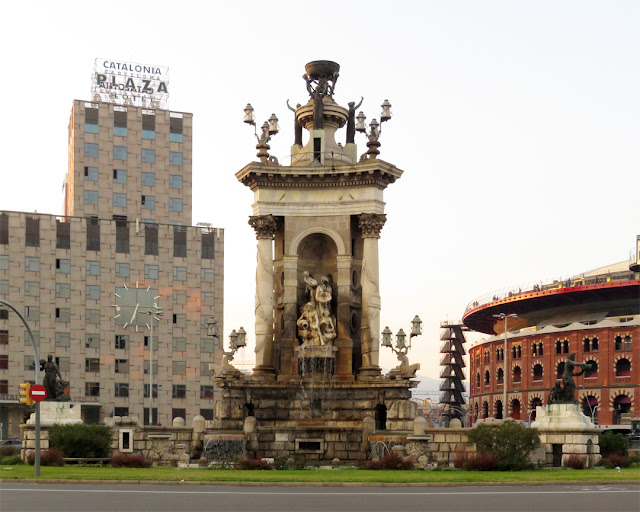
(583, 338, 590, 352)
(556, 362, 565, 379)
(482, 401, 489, 419)
(476, 373, 480, 388)
(496, 368, 504, 384)
(484, 370, 490, 385)
(584, 360, 598, 378)
(513, 366, 522, 383)
(624, 335, 632, 350)
(613, 395, 631, 425)
(563, 340, 569, 353)
(615, 335, 623, 351)
(511, 399, 521, 420)
(581, 395, 598, 421)
(555, 341, 562, 354)
(495, 400, 503, 419)
(512, 346, 517, 359)
(374, 403, 387, 430)
(591, 338, 598, 351)
(530, 397, 543, 422)
(539, 343, 544, 356)
(517, 345, 521, 358)
(533, 364, 543, 381)
(615, 358, 631, 377)
(474, 403, 479, 423)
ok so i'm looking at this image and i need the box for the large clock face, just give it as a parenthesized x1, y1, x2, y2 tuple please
(113, 281, 160, 331)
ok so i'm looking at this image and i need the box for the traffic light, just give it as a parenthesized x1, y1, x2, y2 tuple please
(423, 398, 429, 406)
(445, 404, 450, 411)
(18, 382, 34, 406)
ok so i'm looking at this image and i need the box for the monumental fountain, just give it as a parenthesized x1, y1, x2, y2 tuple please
(205, 61, 421, 462)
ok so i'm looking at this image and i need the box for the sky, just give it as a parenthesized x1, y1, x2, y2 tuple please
(1, 1, 637, 380)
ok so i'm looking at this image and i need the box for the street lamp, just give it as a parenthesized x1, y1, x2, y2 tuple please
(355, 99, 393, 159)
(206, 317, 247, 372)
(493, 312, 517, 420)
(381, 315, 422, 371)
(243, 103, 279, 163)
(143, 309, 162, 425)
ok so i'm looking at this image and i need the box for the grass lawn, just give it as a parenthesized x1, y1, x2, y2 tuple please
(1, 465, 638, 484)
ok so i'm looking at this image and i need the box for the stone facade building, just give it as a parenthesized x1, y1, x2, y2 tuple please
(0, 100, 224, 438)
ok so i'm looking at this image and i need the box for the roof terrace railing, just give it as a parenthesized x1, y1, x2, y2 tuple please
(464, 269, 639, 315)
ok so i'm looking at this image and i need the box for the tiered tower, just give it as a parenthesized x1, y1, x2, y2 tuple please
(439, 321, 468, 426)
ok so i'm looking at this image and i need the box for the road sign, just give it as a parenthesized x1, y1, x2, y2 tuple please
(29, 384, 47, 402)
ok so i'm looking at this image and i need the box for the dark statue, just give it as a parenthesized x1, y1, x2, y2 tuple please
(40, 354, 70, 401)
(346, 97, 363, 144)
(286, 99, 303, 145)
(548, 353, 592, 404)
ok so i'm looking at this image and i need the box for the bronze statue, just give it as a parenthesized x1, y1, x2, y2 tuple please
(303, 74, 330, 130)
(346, 97, 363, 144)
(40, 354, 70, 401)
(286, 100, 303, 145)
(548, 353, 592, 404)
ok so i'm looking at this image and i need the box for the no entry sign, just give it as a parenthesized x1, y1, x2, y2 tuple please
(29, 384, 47, 402)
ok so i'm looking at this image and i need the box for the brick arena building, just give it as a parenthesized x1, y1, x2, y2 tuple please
(464, 244, 639, 426)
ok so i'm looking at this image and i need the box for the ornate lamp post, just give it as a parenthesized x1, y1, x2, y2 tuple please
(381, 315, 422, 378)
(206, 317, 247, 375)
(355, 99, 392, 158)
(243, 103, 279, 164)
(493, 312, 517, 419)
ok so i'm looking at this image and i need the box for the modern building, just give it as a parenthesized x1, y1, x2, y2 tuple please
(0, 98, 224, 439)
(464, 243, 639, 427)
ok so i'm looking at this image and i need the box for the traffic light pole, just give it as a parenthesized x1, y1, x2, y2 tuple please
(0, 300, 41, 476)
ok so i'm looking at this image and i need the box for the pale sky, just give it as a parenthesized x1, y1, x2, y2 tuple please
(1, 1, 637, 379)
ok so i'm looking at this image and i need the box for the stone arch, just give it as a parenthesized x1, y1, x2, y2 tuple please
(609, 389, 634, 408)
(289, 226, 346, 257)
(579, 389, 600, 404)
(615, 357, 632, 376)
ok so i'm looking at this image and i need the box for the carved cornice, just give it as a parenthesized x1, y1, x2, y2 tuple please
(249, 215, 277, 240)
(359, 213, 386, 238)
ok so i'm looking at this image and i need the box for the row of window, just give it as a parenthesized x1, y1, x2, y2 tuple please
(84, 144, 183, 166)
(84, 107, 184, 143)
(84, 166, 183, 189)
(84, 191, 183, 212)
(85, 382, 213, 399)
(475, 358, 632, 387)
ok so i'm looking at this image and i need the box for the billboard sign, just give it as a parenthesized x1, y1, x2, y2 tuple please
(92, 58, 169, 109)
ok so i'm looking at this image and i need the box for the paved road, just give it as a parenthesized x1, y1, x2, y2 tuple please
(1, 482, 638, 512)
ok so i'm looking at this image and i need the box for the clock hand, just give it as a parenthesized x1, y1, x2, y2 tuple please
(130, 303, 139, 324)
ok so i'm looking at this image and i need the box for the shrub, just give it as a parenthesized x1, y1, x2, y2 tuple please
(564, 454, 587, 470)
(1, 455, 23, 465)
(365, 452, 415, 470)
(235, 456, 273, 470)
(453, 452, 466, 469)
(602, 453, 630, 468)
(0, 446, 19, 458)
(598, 431, 629, 458)
(467, 421, 540, 471)
(273, 454, 307, 470)
(49, 424, 112, 458)
(463, 453, 499, 471)
(27, 447, 65, 466)
(110, 453, 151, 468)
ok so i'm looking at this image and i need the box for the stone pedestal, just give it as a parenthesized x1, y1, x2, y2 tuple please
(294, 345, 338, 379)
(27, 402, 82, 426)
(531, 404, 601, 467)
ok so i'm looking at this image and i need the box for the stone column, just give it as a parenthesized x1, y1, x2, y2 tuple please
(249, 215, 277, 378)
(358, 213, 386, 378)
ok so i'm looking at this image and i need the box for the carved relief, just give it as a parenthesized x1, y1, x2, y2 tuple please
(249, 215, 277, 239)
(358, 213, 386, 238)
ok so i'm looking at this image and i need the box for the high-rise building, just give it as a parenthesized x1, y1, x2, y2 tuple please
(0, 96, 224, 438)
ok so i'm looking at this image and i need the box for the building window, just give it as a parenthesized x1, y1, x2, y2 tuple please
(141, 195, 155, 210)
(25, 306, 40, 322)
(84, 143, 99, 158)
(113, 169, 127, 184)
(141, 149, 156, 164)
(114, 407, 129, 417)
(200, 385, 214, 399)
(496, 368, 504, 384)
(85, 334, 100, 349)
(615, 358, 631, 377)
(200, 409, 214, 420)
(56, 220, 71, 249)
(169, 198, 183, 212)
(142, 113, 155, 140)
(173, 227, 187, 257)
(513, 366, 522, 382)
(172, 384, 186, 399)
(0, 309, 8, 319)
(563, 340, 569, 353)
(484, 370, 490, 385)
(556, 362, 565, 379)
(115, 359, 129, 374)
(84, 190, 99, 205)
(85, 107, 99, 133)
(200, 361, 213, 376)
(144, 408, 158, 426)
(533, 364, 543, 381)
(170, 114, 183, 142)
(56, 258, 71, 274)
(173, 314, 186, 328)
(143, 360, 158, 375)
(624, 335, 632, 350)
(55, 357, 70, 373)
(114, 109, 127, 137)
(201, 338, 214, 353)
(86, 309, 100, 324)
(55, 332, 70, 347)
(55, 308, 71, 322)
(0, 330, 8, 345)
(86, 260, 101, 276)
(169, 175, 183, 189)
(84, 166, 98, 181)
(144, 224, 158, 255)
(202, 232, 215, 259)
(173, 290, 186, 305)
(144, 264, 159, 279)
(55, 283, 71, 299)
(201, 268, 214, 283)
(172, 337, 187, 352)
(585, 360, 598, 378)
(113, 146, 127, 161)
(141, 172, 155, 187)
(86, 285, 101, 300)
(0, 355, 8, 370)
(144, 384, 158, 398)
(143, 337, 158, 351)
(25, 217, 40, 247)
(115, 218, 129, 254)
(583, 338, 590, 352)
(172, 361, 186, 375)
(169, 151, 183, 166)
(115, 335, 129, 350)
(86, 218, 100, 251)
(0, 214, 7, 245)
(115, 383, 129, 397)
(24, 355, 35, 370)
(201, 292, 215, 306)
(85, 382, 100, 396)
(25, 281, 40, 297)
(172, 409, 186, 422)
(24, 330, 40, 345)
(115, 263, 130, 278)
(591, 338, 598, 351)
(173, 266, 187, 281)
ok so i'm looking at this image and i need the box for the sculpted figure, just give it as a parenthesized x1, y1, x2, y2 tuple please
(548, 353, 592, 404)
(346, 97, 363, 144)
(40, 354, 69, 401)
(297, 272, 336, 346)
(304, 74, 330, 130)
(286, 100, 303, 145)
